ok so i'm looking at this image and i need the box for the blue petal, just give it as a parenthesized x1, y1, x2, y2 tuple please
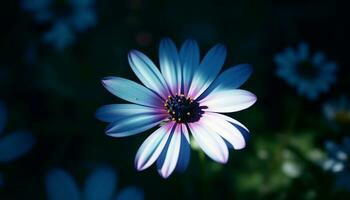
(179, 39, 200, 96)
(105, 113, 168, 137)
(0, 102, 6, 134)
(175, 125, 191, 172)
(42, 21, 75, 51)
(198, 64, 253, 100)
(298, 42, 309, 60)
(159, 38, 182, 94)
(102, 77, 163, 108)
(116, 186, 144, 200)
(46, 169, 80, 200)
(95, 104, 164, 123)
(188, 44, 226, 99)
(83, 167, 117, 200)
(128, 50, 169, 99)
(70, 8, 97, 32)
(0, 131, 36, 162)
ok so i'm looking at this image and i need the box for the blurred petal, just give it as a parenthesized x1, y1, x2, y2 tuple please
(105, 113, 168, 137)
(188, 44, 226, 99)
(157, 125, 181, 178)
(159, 38, 181, 94)
(179, 39, 200, 96)
(102, 77, 162, 108)
(116, 186, 144, 200)
(135, 122, 175, 171)
(46, 169, 80, 200)
(0, 102, 6, 134)
(128, 50, 169, 98)
(200, 89, 256, 113)
(175, 124, 190, 172)
(199, 64, 253, 100)
(298, 42, 309, 60)
(201, 113, 246, 149)
(83, 167, 117, 200)
(188, 122, 228, 163)
(95, 104, 164, 123)
(0, 131, 36, 162)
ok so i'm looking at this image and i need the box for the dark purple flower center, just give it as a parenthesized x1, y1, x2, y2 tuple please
(164, 94, 206, 123)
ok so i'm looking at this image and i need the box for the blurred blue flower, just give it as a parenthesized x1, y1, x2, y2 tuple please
(20, 0, 97, 51)
(43, 21, 75, 51)
(46, 167, 144, 200)
(323, 96, 350, 129)
(324, 137, 350, 191)
(274, 42, 337, 100)
(0, 102, 36, 186)
(96, 38, 256, 178)
(20, 0, 53, 23)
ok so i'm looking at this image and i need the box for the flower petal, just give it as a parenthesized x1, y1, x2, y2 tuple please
(179, 39, 200, 96)
(95, 104, 165, 123)
(188, 44, 226, 99)
(128, 50, 169, 99)
(83, 167, 117, 200)
(202, 113, 246, 149)
(188, 122, 228, 163)
(157, 124, 181, 178)
(200, 89, 257, 113)
(159, 38, 181, 94)
(116, 186, 144, 200)
(198, 64, 253, 100)
(46, 169, 80, 200)
(0, 131, 36, 162)
(102, 77, 162, 108)
(106, 113, 168, 137)
(175, 124, 190, 172)
(135, 122, 175, 171)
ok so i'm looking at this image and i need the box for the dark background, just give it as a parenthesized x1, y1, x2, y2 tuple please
(0, 0, 349, 199)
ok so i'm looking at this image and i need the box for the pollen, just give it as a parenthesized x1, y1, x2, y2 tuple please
(164, 93, 206, 123)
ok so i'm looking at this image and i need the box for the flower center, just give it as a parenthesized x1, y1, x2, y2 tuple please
(164, 94, 205, 123)
(297, 60, 319, 79)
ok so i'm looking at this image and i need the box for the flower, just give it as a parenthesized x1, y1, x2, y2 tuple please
(96, 38, 257, 178)
(0, 102, 36, 186)
(274, 42, 337, 100)
(323, 96, 350, 129)
(20, 0, 97, 51)
(46, 167, 144, 200)
(323, 137, 350, 191)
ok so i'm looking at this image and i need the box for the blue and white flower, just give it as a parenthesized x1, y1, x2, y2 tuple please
(20, 0, 97, 51)
(323, 138, 350, 191)
(46, 167, 144, 200)
(0, 102, 36, 186)
(96, 38, 257, 178)
(274, 42, 337, 100)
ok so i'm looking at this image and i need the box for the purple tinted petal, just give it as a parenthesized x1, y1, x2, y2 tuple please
(188, 122, 228, 163)
(135, 122, 175, 171)
(200, 89, 256, 113)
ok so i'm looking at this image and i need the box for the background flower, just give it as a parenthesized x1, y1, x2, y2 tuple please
(274, 42, 338, 100)
(46, 167, 144, 200)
